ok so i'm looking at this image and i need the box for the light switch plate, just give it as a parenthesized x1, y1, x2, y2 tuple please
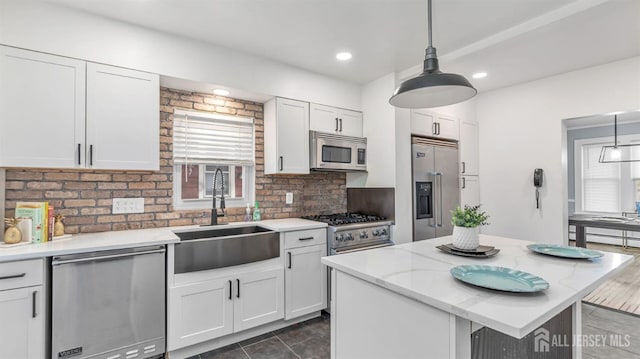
(112, 198, 145, 214)
(285, 192, 293, 205)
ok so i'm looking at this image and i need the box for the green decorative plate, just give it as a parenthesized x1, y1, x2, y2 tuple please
(450, 265, 549, 292)
(527, 244, 604, 259)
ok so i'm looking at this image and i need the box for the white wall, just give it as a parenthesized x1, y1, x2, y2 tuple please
(477, 56, 640, 243)
(0, 0, 361, 109)
(347, 73, 397, 188)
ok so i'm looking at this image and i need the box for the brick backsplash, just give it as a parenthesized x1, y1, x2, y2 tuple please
(3, 88, 346, 234)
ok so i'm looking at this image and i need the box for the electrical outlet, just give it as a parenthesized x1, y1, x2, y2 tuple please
(112, 198, 145, 214)
(285, 192, 293, 205)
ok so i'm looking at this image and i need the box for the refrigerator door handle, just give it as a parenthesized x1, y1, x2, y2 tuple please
(429, 172, 443, 228)
(436, 172, 443, 227)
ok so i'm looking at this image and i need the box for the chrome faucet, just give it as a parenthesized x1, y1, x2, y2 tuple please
(210, 168, 226, 225)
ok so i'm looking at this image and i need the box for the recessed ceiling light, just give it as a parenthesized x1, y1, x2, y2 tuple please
(213, 89, 229, 96)
(472, 72, 488, 79)
(336, 52, 352, 61)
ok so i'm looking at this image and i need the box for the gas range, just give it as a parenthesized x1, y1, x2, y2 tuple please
(302, 213, 394, 254)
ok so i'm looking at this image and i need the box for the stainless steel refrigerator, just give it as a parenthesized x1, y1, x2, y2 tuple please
(412, 137, 460, 241)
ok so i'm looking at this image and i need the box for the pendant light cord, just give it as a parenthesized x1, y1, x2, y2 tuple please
(614, 114, 618, 148)
(427, 0, 432, 48)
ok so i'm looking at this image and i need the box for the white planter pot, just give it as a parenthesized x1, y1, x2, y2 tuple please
(452, 226, 480, 250)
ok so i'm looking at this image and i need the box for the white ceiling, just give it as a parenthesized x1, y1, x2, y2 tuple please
(44, 0, 640, 93)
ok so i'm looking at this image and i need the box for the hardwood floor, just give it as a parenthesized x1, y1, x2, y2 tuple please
(578, 241, 640, 315)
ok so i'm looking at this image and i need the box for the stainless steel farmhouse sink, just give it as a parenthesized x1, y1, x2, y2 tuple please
(173, 225, 280, 273)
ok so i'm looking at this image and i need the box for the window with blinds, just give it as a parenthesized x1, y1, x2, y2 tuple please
(172, 109, 255, 209)
(581, 143, 620, 212)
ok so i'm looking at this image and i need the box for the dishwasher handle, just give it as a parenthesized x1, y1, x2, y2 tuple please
(52, 248, 166, 266)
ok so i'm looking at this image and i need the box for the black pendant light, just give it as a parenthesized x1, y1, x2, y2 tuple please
(389, 0, 477, 108)
(599, 114, 640, 163)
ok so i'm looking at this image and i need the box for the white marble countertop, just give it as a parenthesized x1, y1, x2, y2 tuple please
(321, 234, 633, 338)
(0, 218, 326, 263)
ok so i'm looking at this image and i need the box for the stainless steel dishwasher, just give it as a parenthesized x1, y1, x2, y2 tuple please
(51, 245, 166, 359)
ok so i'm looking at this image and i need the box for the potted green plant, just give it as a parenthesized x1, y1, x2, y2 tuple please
(451, 205, 489, 249)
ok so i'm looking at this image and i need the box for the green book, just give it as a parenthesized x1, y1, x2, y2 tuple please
(15, 203, 45, 243)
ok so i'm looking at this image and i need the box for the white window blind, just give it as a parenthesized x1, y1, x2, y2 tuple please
(582, 143, 620, 212)
(173, 109, 254, 165)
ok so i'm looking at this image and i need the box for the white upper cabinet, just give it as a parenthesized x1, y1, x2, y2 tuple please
(310, 103, 363, 137)
(459, 120, 479, 175)
(86, 63, 159, 170)
(410, 109, 459, 141)
(460, 176, 480, 208)
(0, 46, 159, 171)
(0, 46, 86, 168)
(264, 97, 310, 174)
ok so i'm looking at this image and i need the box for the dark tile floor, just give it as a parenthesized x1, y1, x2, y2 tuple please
(190, 313, 330, 359)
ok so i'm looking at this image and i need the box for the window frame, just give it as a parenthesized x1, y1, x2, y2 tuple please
(172, 109, 255, 211)
(574, 135, 636, 215)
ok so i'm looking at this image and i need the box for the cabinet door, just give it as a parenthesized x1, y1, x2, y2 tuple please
(459, 120, 479, 175)
(435, 116, 459, 140)
(168, 278, 234, 351)
(86, 63, 159, 170)
(310, 103, 340, 134)
(284, 244, 327, 320)
(276, 98, 309, 174)
(234, 268, 284, 331)
(460, 176, 480, 208)
(0, 46, 85, 168)
(410, 109, 435, 137)
(0, 287, 44, 359)
(338, 109, 363, 137)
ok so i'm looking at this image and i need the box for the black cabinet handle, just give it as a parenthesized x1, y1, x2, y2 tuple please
(299, 237, 314, 241)
(335, 117, 339, 131)
(461, 162, 466, 174)
(32, 291, 37, 318)
(236, 279, 240, 298)
(77, 144, 81, 165)
(288, 252, 292, 269)
(436, 122, 441, 135)
(339, 118, 343, 132)
(0, 273, 25, 281)
(432, 122, 437, 135)
(462, 177, 466, 189)
(279, 156, 283, 171)
(228, 280, 232, 300)
(89, 145, 94, 166)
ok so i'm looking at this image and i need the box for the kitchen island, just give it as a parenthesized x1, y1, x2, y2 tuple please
(321, 235, 633, 359)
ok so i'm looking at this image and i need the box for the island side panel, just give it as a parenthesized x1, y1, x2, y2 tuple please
(332, 270, 455, 359)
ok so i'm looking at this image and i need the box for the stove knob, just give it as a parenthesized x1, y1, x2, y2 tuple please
(336, 234, 344, 242)
(359, 231, 368, 239)
(372, 229, 380, 236)
(346, 233, 354, 241)
(380, 228, 388, 236)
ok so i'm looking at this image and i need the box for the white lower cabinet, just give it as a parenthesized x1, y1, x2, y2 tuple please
(285, 244, 327, 319)
(168, 277, 234, 349)
(283, 228, 327, 320)
(234, 268, 284, 331)
(168, 267, 284, 350)
(0, 259, 45, 359)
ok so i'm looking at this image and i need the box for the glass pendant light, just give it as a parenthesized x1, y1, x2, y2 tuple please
(599, 114, 640, 163)
(389, 0, 477, 108)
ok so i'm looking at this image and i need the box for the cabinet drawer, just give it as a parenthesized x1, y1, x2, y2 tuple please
(284, 229, 326, 249)
(0, 259, 44, 291)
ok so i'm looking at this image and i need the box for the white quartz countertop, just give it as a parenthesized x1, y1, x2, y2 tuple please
(321, 235, 633, 338)
(0, 218, 326, 262)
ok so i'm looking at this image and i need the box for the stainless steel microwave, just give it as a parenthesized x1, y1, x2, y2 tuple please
(310, 131, 367, 172)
